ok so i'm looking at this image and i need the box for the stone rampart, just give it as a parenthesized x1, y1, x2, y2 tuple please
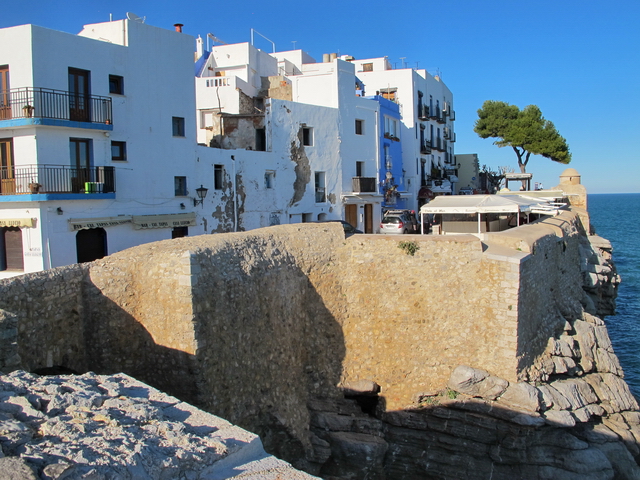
(0, 208, 632, 475)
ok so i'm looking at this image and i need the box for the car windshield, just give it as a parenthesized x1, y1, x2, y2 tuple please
(382, 216, 402, 224)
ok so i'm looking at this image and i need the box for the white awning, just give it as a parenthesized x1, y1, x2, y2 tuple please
(132, 212, 196, 230)
(0, 218, 36, 228)
(419, 194, 560, 215)
(69, 216, 132, 231)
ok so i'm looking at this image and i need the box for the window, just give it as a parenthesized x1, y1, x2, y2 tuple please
(265, 170, 275, 189)
(255, 128, 266, 151)
(362, 63, 373, 72)
(172, 116, 185, 137)
(111, 141, 126, 161)
(174, 176, 187, 196)
(355, 119, 364, 135)
(356, 161, 364, 177)
(384, 116, 398, 138)
(315, 171, 326, 203)
(214, 164, 224, 190)
(302, 127, 313, 146)
(109, 75, 124, 95)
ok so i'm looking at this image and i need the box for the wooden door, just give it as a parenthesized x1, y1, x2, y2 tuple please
(68, 68, 90, 122)
(0, 66, 10, 120)
(2, 227, 23, 271)
(345, 204, 357, 228)
(364, 204, 373, 233)
(0, 138, 15, 194)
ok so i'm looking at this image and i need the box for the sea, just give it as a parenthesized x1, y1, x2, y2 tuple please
(588, 193, 640, 399)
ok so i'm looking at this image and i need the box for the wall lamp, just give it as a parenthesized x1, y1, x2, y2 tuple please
(56, 207, 63, 215)
(193, 185, 208, 207)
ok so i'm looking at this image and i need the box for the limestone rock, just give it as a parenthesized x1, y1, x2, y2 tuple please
(447, 365, 508, 400)
(498, 382, 541, 412)
(0, 371, 319, 479)
(550, 378, 599, 412)
(543, 410, 576, 428)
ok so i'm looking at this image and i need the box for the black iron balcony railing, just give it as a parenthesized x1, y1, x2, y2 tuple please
(0, 87, 112, 124)
(420, 140, 432, 154)
(0, 164, 115, 196)
(352, 177, 377, 193)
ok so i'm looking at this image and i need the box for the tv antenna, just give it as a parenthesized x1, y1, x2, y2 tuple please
(126, 12, 146, 23)
(207, 33, 227, 50)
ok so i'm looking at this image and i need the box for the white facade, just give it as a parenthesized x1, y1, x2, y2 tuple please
(0, 20, 205, 278)
(1, 18, 457, 277)
(345, 56, 457, 209)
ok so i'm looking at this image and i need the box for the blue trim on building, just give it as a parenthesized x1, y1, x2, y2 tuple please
(0, 118, 113, 131)
(0, 193, 115, 202)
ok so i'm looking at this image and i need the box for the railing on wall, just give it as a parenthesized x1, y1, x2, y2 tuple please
(0, 164, 115, 196)
(0, 87, 112, 124)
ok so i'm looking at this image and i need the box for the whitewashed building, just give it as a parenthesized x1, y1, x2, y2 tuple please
(345, 56, 457, 210)
(0, 20, 208, 278)
(195, 42, 384, 233)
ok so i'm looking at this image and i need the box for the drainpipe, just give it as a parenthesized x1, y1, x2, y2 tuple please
(231, 155, 237, 232)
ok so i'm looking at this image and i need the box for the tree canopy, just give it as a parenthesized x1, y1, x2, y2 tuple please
(474, 100, 571, 173)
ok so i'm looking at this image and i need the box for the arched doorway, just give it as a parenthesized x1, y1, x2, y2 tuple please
(76, 228, 107, 263)
(0, 227, 24, 271)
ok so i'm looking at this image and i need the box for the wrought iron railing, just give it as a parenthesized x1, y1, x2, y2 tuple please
(0, 165, 115, 196)
(0, 87, 112, 124)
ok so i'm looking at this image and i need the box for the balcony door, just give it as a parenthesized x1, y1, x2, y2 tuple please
(0, 138, 15, 194)
(0, 66, 10, 120)
(70, 138, 91, 192)
(68, 68, 90, 122)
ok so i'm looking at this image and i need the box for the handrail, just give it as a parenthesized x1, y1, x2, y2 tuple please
(0, 87, 112, 124)
(0, 164, 115, 195)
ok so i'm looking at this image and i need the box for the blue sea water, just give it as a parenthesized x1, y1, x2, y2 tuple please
(588, 193, 640, 399)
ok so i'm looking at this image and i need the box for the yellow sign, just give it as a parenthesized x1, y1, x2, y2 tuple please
(0, 218, 35, 227)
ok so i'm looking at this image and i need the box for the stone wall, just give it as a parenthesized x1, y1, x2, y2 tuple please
(0, 208, 633, 476)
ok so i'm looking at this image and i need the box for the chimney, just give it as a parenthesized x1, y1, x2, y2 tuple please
(174, 23, 183, 33)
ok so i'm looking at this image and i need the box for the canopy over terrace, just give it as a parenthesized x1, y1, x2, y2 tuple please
(418, 195, 563, 235)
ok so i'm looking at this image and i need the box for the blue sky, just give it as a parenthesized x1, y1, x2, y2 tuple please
(3, 0, 639, 193)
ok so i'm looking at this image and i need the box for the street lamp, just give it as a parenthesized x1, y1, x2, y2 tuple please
(193, 185, 208, 207)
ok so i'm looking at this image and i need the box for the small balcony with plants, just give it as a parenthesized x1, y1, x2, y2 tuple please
(0, 164, 116, 201)
(0, 87, 113, 131)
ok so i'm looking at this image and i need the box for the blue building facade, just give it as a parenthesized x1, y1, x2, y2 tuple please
(370, 95, 406, 211)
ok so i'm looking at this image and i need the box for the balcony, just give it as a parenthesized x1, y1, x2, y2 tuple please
(420, 140, 432, 154)
(0, 88, 113, 129)
(352, 177, 377, 193)
(429, 106, 440, 120)
(418, 105, 429, 120)
(0, 164, 115, 200)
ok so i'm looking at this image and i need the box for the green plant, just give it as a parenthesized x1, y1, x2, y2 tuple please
(446, 388, 458, 400)
(398, 240, 419, 256)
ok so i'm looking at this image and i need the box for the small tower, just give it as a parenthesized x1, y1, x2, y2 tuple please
(555, 168, 587, 209)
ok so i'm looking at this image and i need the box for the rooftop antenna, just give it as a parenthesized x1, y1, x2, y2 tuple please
(400, 57, 406, 68)
(292, 40, 297, 49)
(207, 33, 227, 50)
(250, 28, 276, 53)
(126, 12, 146, 23)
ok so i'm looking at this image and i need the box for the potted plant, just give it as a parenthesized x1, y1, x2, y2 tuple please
(22, 105, 34, 117)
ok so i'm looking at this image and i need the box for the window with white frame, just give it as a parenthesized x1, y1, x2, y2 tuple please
(355, 119, 364, 135)
(302, 126, 313, 146)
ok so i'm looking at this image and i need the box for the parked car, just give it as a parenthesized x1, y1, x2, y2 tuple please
(320, 220, 363, 235)
(380, 210, 419, 234)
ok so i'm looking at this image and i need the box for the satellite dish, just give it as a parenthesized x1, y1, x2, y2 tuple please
(126, 12, 146, 23)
